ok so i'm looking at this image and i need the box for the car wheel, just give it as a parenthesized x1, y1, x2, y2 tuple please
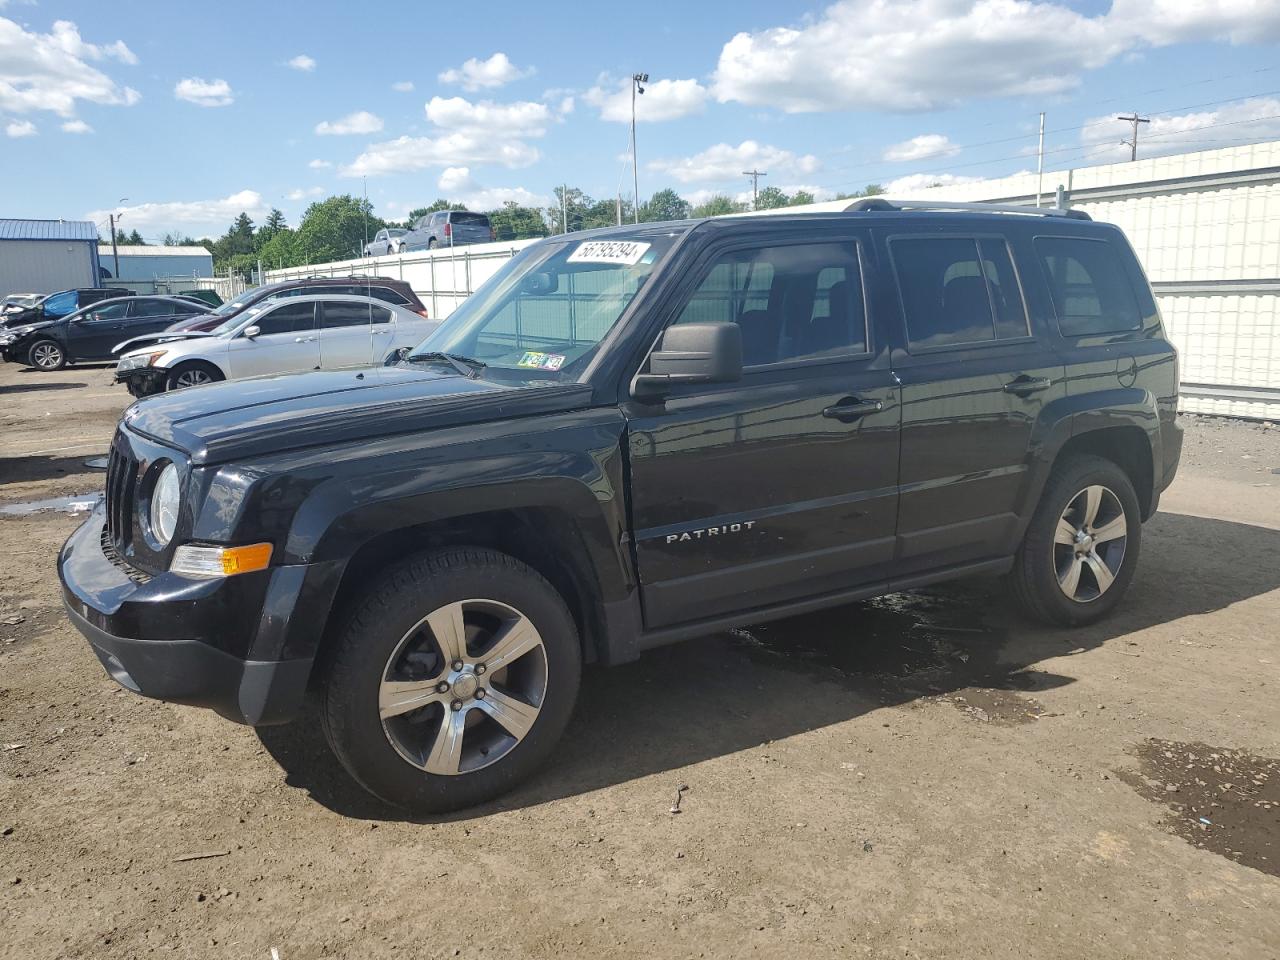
(28, 339, 66, 371)
(1009, 454, 1142, 626)
(389, 242, 401, 255)
(320, 547, 582, 814)
(164, 361, 224, 391)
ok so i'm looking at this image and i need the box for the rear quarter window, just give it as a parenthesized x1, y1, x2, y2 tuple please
(1034, 236, 1142, 337)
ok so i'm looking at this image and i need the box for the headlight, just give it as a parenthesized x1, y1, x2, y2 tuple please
(118, 351, 166, 372)
(149, 463, 181, 546)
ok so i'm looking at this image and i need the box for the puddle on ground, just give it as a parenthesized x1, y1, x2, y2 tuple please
(1123, 739, 1279, 877)
(0, 492, 101, 517)
(730, 589, 1044, 723)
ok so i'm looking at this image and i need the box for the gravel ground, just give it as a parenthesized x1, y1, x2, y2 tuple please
(1, 362, 1278, 960)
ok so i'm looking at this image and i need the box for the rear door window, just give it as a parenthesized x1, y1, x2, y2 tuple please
(321, 301, 375, 329)
(891, 236, 1029, 349)
(1034, 237, 1142, 336)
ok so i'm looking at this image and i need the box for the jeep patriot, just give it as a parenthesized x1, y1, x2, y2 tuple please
(58, 200, 1182, 812)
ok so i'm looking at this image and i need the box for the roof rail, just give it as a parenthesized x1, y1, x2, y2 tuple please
(844, 197, 1092, 220)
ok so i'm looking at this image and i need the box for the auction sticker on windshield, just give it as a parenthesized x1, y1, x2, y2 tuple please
(517, 351, 566, 371)
(567, 240, 651, 266)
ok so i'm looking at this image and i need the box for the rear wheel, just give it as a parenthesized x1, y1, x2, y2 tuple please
(1010, 455, 1141, 626)
(28, 339, 66, 371)
(321, 548, 581, 814)
(164, 361, 223, 391)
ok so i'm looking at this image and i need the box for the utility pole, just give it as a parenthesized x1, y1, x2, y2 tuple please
(108, 213, 121, 280)
(561, 184, 568, 234)
(1035, 112, 1045, 208)
(630, 72, 648, 225)
(616, 191, 622, 226)
(1117, 111, 1150, 162)
(362, 176, 369, 255)
(742, 169, 767, 210)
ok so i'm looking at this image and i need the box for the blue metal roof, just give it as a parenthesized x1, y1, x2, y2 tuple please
(0, 218, 99, 242)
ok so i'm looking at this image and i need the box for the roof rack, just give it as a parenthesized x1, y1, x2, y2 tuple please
(298, 273, 393, 281)
(844, 197, 1091, 220)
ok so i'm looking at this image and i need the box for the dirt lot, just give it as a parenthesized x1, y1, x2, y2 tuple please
(2, 361, 1279, 960)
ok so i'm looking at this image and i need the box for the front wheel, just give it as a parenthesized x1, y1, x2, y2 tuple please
(165, 361, 224, 391)
(321, 548, 582, 814)
(1010, 455, 1142, 626)
(28, 339, 66, 371)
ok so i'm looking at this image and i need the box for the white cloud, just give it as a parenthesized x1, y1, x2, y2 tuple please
(86, 190, 268, 236)
(60, 118, 91, 134)
(883, 172, 983, 193)
(438, 166, 478, 194)
(1079, 95, 1280, 163)
(315, 110, 384, 135)
(436, 167, 547, 209)
(341, 96, 552, 177)
(287, 54, 316, 72)
(174, 77, 234, 107)
(711, 0, 1280, 114)
(0, 18, 140, 118)
(438, 52, 533, 91)
(425, 96, 550, 135)
(585, 76, 708, 123)
(391, 80, 414, 92)
(883, 133, 959, 163)
(308, 158, 331, 169)
(649, 140, 820, 185)
(6, 118, 36, 137)
(557, 96, 574, 117)
(287, 186, 325, 200)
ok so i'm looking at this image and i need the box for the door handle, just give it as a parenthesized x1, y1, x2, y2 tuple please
(294, 336, 316, 343)
(822, 397, 883, 422)
(1002, 376, 1052, 397)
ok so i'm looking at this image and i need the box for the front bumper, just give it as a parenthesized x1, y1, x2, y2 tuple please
(58, 506, 313, 725)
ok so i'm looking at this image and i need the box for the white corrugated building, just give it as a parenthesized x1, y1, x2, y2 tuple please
(0, 219, 102, 296)
(98, 245, 213, 283)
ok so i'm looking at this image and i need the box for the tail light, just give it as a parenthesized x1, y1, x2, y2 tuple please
(415, 308, 429, 319)
(444, 222, 452, 239)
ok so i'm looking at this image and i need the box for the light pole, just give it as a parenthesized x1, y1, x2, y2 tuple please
(630, 72, 648, 224)
(108, 197, 128, 280)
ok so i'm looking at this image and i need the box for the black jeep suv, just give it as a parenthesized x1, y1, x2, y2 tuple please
(58, 201, 1181, 813)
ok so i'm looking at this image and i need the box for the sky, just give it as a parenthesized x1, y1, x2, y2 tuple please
(2, 0, 1280, 241)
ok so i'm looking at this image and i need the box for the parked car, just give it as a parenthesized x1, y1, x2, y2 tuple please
(1, 287, 133, 328)
(155, 276, 428, 338)
(175, 289, 224, 309)
(59, 202, 1181, 814)
(395, 210, 494, 252)
(363, 228, 409, 257)
(114, 294, 438, 396)
(0, 295, 208, 370)
(1, 293, 42, 317)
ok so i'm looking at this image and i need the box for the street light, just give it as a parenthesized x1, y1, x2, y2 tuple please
(631, 72, 648, 225)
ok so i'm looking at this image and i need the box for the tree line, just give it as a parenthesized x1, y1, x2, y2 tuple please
(140, 183, 885, 279)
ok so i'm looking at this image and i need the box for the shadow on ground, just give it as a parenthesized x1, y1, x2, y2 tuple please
(258, 512, 1280, 822)
(0, 381, 87, 394)
(0, 453, 109, 487)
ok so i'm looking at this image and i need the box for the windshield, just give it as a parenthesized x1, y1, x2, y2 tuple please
(208, 303, 266, 336)
(207, 285, 264, 317)
(410, 233, 678, 381)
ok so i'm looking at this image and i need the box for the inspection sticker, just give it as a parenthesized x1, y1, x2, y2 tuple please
(566, 240, 651, 266)
(517, 351, 566, 371)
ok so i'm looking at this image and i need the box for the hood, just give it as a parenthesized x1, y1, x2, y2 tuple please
(0, 317, 56, 336)
(122, 365, 595, 465)
(114, 330, 216, 355)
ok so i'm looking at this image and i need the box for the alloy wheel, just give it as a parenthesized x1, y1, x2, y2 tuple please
(173, 368, 212, 388)
(1053, 484, 1128, 603)
(378, 599, 548, 776)
(31, 343, 63, 369)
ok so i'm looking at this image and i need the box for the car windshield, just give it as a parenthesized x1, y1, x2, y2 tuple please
(409, 232, 680, 381)
(208, 304, 265, 336)
(207, 286, 264, 317)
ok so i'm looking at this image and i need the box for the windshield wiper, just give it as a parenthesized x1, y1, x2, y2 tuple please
(406, 351, 487, 378)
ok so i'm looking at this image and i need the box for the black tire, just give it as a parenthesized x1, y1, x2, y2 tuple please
(321, 547, 581, 814)
(27, 339, 66, 371)
(1010, 454, 1142, 626)
(164, 361, 224, 391)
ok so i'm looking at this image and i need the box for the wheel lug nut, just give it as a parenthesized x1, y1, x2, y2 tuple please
(475, 688, 486, 700)
(475, 664, 486, 675)
(451, 700, 463, 712)
(451, 660, 464, 672)
(436, 681, 449, 694)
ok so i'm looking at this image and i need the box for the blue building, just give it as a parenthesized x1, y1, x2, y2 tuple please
(0, 219, 102, 297)
(98, 244, 214, 283)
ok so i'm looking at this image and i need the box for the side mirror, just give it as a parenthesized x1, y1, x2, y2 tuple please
(242, 325, 260, 339)
(632, 322, 743, 401)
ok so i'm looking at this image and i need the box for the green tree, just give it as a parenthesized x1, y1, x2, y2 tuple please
(488, 201, 549, 241)
(257, 227, 300, 269)
(294, 194, 386, 264)
(409, 199, 466, 220)
(639, 188, 691, 223)
(754, 186, 792, 210)
(124, 229, 145, 245)
(113, 228, 127, 244)
(790, 190, 816, 206)
(259, 209, 288, 244)
(691, 195, 747, 218)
